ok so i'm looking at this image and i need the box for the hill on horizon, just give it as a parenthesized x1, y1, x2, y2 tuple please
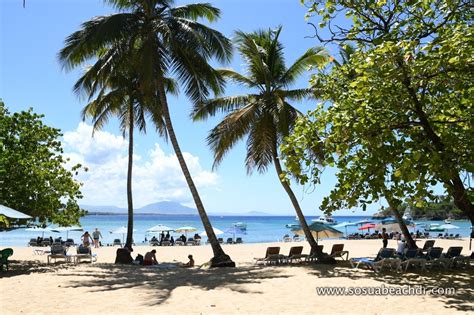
(81, 201, 273, 216)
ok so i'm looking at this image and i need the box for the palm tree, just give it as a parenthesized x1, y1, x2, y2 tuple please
(192, 27, 329, 255)
(59, 0, 234, 266)
(75, 62, 172, 250)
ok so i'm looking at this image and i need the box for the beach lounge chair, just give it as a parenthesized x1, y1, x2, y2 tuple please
(425, 247, 447, 269)
(149, 239, 160, 246)
(254, 247, 284, 265)
(185, 238, 195, 246)
(399, 248, 426, 272)
(217, 238, 224, 244)
(0, 248, 14, 271)
(28, 238, 39, 247)
(47, 245, 68, 264)
(113, 239, 122, 247)
(283, 236, 292, 242)
(420, 240, 435, 254)
(235, 237, 243, 244)
(162, 240, 171, 246)
(74, 245, 96, 264)
(329, 244, 349, 260)
(175, 240, 184, 246)
(281, 246, 304, 264)
(350, 248, 400, 272)
(41, 240, 51, 247)
(226, 238, 234, 244)
(304, 245, 324, 263)
(442, 246, 463, 268)
(64, 239, 76, 247)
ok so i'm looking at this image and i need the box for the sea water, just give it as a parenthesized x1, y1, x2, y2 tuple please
(0, 215, 472, 247)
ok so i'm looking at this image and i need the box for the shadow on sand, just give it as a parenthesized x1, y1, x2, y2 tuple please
(56, 262, 292, 306)
(303, 261, 474, 312)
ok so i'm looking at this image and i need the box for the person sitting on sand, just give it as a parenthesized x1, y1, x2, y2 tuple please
(143, 249, 158, 266)
(181, 255, 194, 268)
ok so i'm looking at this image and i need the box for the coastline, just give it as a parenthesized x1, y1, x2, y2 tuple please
(1, 238, 472, 314)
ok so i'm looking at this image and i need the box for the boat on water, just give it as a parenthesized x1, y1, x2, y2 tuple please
(424, 223, 445, 232)
(444, 218, 452, 224)
(232, 222, 247, 230)
(311, 216, 338, 225)
(285, 223, 300, 229)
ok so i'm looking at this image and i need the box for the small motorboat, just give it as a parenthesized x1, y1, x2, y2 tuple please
(232, 222, 247, 230)
(311, 216, 338, 225)
(444, 218, 452, 224)
(424, 223, 445, 232)
(285, 223, 300, 229)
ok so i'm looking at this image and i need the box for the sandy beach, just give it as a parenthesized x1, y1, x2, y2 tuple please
(0, 238, 472, 314)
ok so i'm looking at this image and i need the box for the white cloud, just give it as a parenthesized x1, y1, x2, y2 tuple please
(63, 123, 219, 207)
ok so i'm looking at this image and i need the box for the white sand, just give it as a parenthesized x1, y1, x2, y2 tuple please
(1, 238, 472, 314)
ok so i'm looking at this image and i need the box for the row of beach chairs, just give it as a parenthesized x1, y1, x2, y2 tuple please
(254, 244, 349, 265)
(47, 244, 97, 264)
(28, 238, 76, 247)
(350, 241, 472, 273)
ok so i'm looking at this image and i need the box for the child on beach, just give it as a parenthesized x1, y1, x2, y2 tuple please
(181, 255, 195, 268)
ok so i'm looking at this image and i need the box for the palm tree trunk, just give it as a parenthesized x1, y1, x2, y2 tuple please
(271, 148, 322, 256)
(383, 189, 417, 249)
(125, 100, 134, 250)
(156, 76, 234, 267)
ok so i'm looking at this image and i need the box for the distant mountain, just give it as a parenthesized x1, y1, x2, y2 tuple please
(81, 202, 275, 216)
(81, 201, 197, 215)
(137, 201, 197, 215)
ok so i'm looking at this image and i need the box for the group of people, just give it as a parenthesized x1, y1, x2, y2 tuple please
(136, 249, 194, 268)
(147, 232, 202, 245)
(81, 228, 102, 248)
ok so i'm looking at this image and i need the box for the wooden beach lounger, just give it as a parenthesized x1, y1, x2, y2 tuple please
(254, 247, 284, 265)
(329, 244, 349, 261)
(281, 246, 304, 264)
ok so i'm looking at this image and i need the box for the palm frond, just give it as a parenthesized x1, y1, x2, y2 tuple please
(192, 95, 254, 121)
(171, 3, 221, 22)
(207, 103, 258, 169)
(245, 113, 276, 174)
(59, 13, 138, 71)
(280, 46, 329, 86)
(217, 69, 257, 88)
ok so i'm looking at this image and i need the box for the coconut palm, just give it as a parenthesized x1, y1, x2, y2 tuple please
(59, 0, 234, 266)
(193, 27, 329, 255)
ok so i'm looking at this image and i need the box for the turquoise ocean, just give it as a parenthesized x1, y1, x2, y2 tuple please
(0, 215, 472, 247)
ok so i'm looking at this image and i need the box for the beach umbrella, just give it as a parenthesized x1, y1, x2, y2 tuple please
(375, 222, 416, 233)
(439, 223, 460, 234)
(110, 226, 136, 244)
(358, 223, 376, 233)
(25, 226, 53, 238)
(224, 226, 246, 242)
(200, 227, 224, 237)
(175, 226, 197, 238)
(292, 222, 343, 242)
(0, 204, 32, 219)
(334, 221, 359, 236)
(147, 224, 174, 233)
(50, 226, 83, 239)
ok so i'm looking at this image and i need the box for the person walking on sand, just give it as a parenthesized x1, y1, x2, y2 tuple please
(382, 228, 388, 248)
(92, 228, 103, 248)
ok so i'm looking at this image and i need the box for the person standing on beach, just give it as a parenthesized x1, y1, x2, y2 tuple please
(382, 228, 388, 248)
(92, 228, 103, 248)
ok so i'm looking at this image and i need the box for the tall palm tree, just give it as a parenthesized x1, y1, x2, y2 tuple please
(193, 27, 329, 255)
(59, 0, 235, 266)
(76, 61, 172, 250)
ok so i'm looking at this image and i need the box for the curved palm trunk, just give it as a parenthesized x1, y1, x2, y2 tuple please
(125, 101, 134, 250)
(271, 149, 322, 257)
(383, 190, 417, 249)
(156, 78, 234, 267)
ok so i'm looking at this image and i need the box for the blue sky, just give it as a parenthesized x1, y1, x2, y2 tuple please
(1, 0, 382, 216)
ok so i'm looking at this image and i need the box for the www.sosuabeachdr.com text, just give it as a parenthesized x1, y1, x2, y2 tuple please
(315, 285, 456, 296)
